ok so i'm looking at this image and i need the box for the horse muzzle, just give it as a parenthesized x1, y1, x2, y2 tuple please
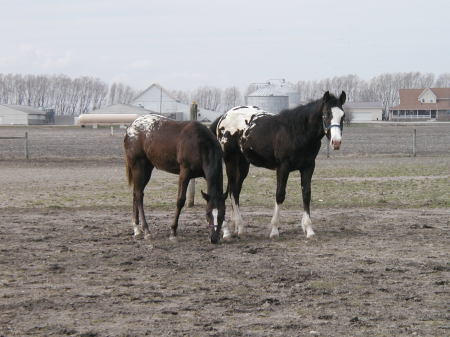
(331, 139, 341, 150)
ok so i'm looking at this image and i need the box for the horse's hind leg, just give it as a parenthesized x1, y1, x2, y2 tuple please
(225, 154, 249, 238)
(300, 165, 315, 238)
(131, 158, 153, 239)
(170, 168, 190, 241)
(270, 164, 290, 239)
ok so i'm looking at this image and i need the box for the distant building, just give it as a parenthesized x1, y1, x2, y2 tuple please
(389, 88, 450, 121)
(344, 102, 383, 122)
(77, 104, 156, 126)
(246, 80, 301, 114)
(0, 104, 48, 125)
(131, 83, 221, 122)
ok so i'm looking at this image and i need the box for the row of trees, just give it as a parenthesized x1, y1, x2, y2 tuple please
(1, 72, 449, 116)
(297, 72, 450, 114)
(172, 72, 450, 115)
(0, 74, 135, 116)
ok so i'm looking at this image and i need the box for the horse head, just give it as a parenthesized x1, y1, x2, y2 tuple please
(321, 91, 346, 150)
(201, 189, 227, 244)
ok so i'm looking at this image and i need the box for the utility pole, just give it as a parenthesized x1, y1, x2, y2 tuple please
(186, 102, 198, 207)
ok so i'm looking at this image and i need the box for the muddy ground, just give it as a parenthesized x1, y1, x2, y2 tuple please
(0, 125, 449, 336)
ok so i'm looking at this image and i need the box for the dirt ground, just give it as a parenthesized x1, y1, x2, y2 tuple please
(0, 125, 449, 336)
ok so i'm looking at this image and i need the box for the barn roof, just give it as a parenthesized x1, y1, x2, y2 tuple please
(132, 83, 180, 102)
(0, 104, 46, 115)
(89, 104, 157, 115)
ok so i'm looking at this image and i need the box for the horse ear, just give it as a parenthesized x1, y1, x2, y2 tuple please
(340, 91, 346, 105)
(201, 190, 210, 202)
(323, 91, 330, 102)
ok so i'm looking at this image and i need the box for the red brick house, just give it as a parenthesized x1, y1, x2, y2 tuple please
(389, 88, 450, 121)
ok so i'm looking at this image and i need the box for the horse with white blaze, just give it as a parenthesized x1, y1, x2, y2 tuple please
(210, 91, 346, 240)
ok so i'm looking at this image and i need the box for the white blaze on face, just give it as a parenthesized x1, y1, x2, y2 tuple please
(330, 107, 344, 146)
(212, 208, 218, 230)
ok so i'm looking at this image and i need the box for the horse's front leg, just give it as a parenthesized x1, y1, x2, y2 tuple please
(270, 164, 290, 239)
(170, 169, 190, 242)
(300, 165, 315, 238)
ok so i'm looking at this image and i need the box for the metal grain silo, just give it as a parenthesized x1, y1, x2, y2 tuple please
(246, 81, 301, 113)
(246, 85, 289, 114)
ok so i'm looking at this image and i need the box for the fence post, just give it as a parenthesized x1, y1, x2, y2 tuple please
(326, 140, 330, 158)
(412, 129, 416, 157)
(110, 126, 114, 136)
(24, 132, 29, 160)
(186, 102, 198, 207)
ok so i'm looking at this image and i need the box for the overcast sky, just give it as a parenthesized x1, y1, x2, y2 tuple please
(0, 0, 448, 91)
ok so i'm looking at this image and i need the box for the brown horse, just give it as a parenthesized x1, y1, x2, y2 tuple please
(124, 114, 227, 244)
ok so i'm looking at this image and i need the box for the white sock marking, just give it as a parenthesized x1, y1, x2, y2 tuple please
(301, 212, 315, 238)
(133, 222, 143, 237)
(222, 221, 232, 240)
(270, 203, 280, 239)
(231, 195, 244, 235)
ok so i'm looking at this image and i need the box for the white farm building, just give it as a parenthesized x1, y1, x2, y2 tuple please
(131, 83, 221, 122)
(343, 102, 383, 122)
(0, 105, 48, 125)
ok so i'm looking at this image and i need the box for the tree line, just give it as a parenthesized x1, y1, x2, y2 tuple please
(1, 72, 449, 116)
(0, 74, 135, 116)
(173, 72, 450, 115)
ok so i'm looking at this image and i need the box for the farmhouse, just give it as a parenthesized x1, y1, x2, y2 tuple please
(343, 102, 383, 122)
(389, 88, 450, 121)
(0, 104, 49, 125)
(131, 83, 221, 122)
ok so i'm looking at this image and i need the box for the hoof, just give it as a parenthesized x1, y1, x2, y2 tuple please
(223, 232, 232, 241)
(306, 230, 316, 239)
(237, 227, 246, 237)
(169, 235, 178, 243)
(133, 231, 144, 239)
(223, 226, 232, 241)
(143, 232, 151, 240)
(269, 228, 279, 240)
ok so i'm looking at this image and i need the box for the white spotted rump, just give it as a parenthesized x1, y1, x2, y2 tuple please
(217, 106, 274, 148)
(126, 114, 168, 139)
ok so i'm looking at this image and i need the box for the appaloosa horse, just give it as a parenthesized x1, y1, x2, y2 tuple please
(124, 114, 227, 244)
(210, 91, 346, 240)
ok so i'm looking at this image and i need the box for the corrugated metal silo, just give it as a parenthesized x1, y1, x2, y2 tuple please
(246, 81, 301, 113)
(246, 86, 289, 114)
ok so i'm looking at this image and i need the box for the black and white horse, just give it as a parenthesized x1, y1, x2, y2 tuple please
(210, 91, 346, 240)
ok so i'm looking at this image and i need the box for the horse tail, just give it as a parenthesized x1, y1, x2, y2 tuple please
(125, 156, 133, 187)
(209, 115, 222, 136)
(124, 135, 133, 187)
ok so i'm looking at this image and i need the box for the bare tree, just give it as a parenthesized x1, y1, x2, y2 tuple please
(221, 86, 243, 112)
(435, 73, 450, 87)
(170, 90, 190, 104)
(191, 86, 222, 111)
